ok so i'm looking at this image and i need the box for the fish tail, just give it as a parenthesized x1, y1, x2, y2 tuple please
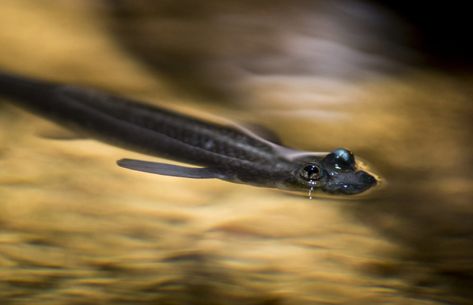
(0, 70, 57, 107)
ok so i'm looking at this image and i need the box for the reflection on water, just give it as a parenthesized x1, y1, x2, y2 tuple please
(1, 1, 473, 304)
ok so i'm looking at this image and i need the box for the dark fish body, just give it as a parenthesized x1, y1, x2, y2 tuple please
(0, 71, 377, 195)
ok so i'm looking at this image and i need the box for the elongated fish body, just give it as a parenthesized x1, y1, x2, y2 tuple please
(0, 71, 377, 195)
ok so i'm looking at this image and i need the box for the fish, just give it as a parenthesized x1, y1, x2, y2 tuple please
(0, 70, 377, 196)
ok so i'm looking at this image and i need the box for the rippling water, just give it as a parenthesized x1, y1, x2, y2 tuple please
(1, 1, 472, 304)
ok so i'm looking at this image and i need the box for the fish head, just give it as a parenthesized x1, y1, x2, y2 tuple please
(293, 148, 377, 195)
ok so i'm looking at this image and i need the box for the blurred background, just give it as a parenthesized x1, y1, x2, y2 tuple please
(0, 0, 472, 304)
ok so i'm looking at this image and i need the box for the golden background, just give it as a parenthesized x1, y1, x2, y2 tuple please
(1, 1, 472, 304)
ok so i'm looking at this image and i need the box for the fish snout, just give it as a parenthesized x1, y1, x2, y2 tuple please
(356, 171, 377, 188)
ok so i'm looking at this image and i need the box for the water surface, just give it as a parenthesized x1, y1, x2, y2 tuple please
(1, 1, 472, 304)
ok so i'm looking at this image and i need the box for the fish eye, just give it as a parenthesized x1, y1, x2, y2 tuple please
(300, 164, 322, 181)
(329, 148, 355, 171)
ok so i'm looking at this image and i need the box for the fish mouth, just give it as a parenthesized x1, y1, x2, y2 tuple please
(324, 171, 378, 195)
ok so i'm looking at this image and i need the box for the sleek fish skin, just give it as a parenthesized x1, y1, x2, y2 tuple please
(0, 71, 377, 195)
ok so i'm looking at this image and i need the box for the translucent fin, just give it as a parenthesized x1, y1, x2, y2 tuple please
(116, 158, 223, 179)
(37, 130, 88, 141)
(37, 126, 85, 140)
(240, 123, 282, 145)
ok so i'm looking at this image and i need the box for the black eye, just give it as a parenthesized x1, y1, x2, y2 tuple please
(301, 164, 321, 180)
(331, 148, 355, 170)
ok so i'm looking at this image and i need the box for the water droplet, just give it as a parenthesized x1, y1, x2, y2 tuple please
(308, 180, 316, 200)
